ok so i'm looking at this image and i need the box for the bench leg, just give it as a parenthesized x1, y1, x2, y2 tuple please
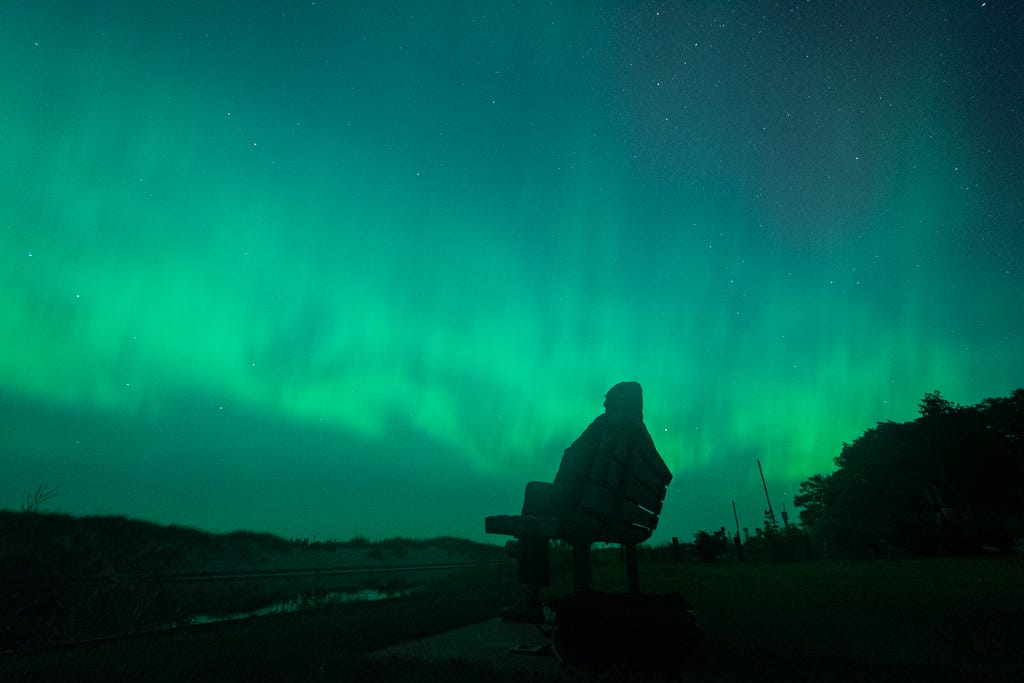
(571, 542, 593, 592)
(624, 543, 640, 593)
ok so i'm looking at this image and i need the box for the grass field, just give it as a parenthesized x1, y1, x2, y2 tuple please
(2, 554, 1021, 682)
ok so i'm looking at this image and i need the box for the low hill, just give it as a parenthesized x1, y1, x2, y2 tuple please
(0, 510, 504, 581)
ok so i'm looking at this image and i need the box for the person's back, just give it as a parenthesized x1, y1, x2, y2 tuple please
(500, 381, 662, 621)
(553, 381, 652, 500)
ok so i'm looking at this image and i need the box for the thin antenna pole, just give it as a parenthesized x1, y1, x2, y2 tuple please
(758, 459, 778, 530)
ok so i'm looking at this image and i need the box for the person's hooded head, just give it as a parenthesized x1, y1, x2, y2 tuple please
(603, 381, 643, 426)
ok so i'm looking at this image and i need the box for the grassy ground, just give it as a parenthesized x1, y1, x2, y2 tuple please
(1, 510, 505, 650)
(640, 557, 1023, 682)
(2, 555, 1022, 682)
(1, 563, 523, 682)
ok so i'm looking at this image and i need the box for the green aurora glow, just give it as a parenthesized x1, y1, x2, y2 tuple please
(2, 1, 1022, 541)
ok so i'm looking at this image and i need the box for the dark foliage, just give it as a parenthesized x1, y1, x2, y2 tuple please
(693, 528, 730, 562)
(795, 389, 1024, 556)
(742, 520, 814, 561)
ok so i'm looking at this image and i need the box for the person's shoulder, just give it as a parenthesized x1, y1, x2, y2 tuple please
(584, 413, 609, 432)
(566, 414, 607, 449)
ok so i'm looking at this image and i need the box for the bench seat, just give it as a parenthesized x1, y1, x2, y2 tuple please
(484, 513, 652, 545)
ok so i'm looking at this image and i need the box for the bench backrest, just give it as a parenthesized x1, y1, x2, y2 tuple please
(575, 425, 672, 544)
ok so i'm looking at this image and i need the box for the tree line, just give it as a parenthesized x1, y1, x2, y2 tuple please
(794, 389, 1024, 556)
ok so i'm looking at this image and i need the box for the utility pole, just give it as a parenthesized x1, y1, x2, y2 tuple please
(758, 459, 778, 530)
(731, 499, 745, 562)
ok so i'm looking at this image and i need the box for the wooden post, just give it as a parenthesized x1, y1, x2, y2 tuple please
(572, 541, 593, 593)
(624, 543, 640, 593)
(672, 536, 681, 563)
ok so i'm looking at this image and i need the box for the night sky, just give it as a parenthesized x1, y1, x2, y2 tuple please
(2, 1, 1022, 543)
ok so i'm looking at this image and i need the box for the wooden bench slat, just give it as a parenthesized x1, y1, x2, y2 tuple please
(638, 440, 671, 483)
(589, 456, 625, 491)
(485, 513, 650, 545)
(615, 498, 659, 529)
(621, 477, 664, 513)
(629, 455, 670, 497)
(485, 514, 556, 538)
(637, 431, 673, 481)
(579, 482, 616, 515)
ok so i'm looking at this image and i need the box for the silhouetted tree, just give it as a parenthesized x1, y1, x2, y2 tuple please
(794, 474, 830, 527)
(795, 389, 1024, 556)
(20, 483, 60, 513)
(918, 390, 957, 418)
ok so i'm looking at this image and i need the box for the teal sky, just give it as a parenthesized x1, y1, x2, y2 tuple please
(2, 1, 1022, 542)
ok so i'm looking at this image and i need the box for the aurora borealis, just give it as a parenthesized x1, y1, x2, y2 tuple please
(2, 1, 1022, 542)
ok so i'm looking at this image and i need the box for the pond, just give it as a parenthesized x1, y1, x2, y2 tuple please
(187, 585, 424, 624)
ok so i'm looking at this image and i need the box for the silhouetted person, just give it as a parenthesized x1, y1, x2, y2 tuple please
(499, 381, 661, 622)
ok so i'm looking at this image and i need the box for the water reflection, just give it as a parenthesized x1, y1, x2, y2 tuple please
(189, 586, 423, 624)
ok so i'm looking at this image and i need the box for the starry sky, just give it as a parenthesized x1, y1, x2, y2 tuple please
(2, 1, 1022, 543)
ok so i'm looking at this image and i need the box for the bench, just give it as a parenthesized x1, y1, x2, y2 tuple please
(485, 438, 672, 594)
